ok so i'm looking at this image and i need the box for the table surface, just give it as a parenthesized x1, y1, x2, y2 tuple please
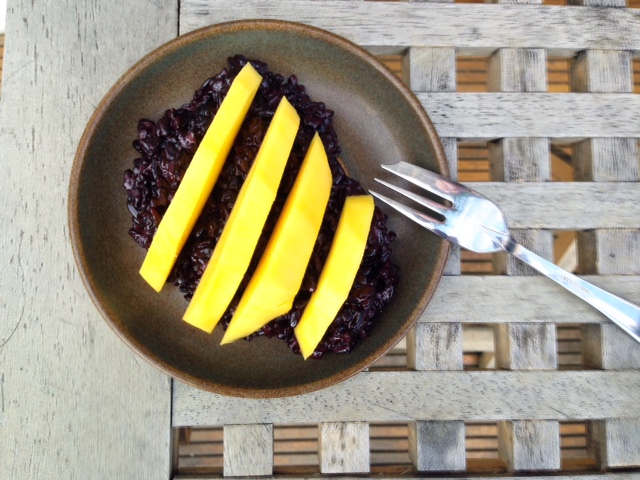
(1, 0, 640, 478)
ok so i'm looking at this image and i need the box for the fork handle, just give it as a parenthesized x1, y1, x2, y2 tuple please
(505, 237, 640, 343)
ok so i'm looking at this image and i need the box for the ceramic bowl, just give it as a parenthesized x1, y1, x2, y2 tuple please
(69, 20, 449, 398)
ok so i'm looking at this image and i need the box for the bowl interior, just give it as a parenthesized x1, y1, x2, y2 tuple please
(70, 20, 449, 397)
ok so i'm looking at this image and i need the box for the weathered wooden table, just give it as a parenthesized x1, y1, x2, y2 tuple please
(2, 0, 639, 478)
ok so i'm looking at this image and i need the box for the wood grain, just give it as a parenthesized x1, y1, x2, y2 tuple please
(319, 422, 370, 473)
(568, 14, 640, 468)
(416, 92, 640, 140)
(224, 424, 273, 476)
(407, 323, 463, 371)
(402, 47, 462, 274)
(0, 1, 177, 478)
(175, 474, 640, 480)
(589, 418, 640, 468)
(459, 182, 640, 229)
(180, 1, 640, 56)
(421, 275, 640, 324)
(486, 37, 561, 471)
(498, 421, 561, 471)
(401, 46, 466, 473)
(173, 370, 640, 425)
(409, 421, 466, 472)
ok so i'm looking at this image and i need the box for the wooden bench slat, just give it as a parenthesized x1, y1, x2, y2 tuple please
(0, 2, 177, 479)
(423, 275, 640, 324)
(175, 474, 640, 480)
(180, 1, 640, 55)
(456, 182, 640, 229)
(173, 371, 640, 425)
(319, 422, 370, 473)
(418, 93, 640, 139)
(223, 424, 273, 476)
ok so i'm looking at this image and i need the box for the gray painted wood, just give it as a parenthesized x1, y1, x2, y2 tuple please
(416, 92, 640, 140)
(498, 421, 561, 471)
(567, 9, 640, 469)
(488, 138, 551, 183)
(401, 47, 456, 93)
(487, 48, 547, 93)
(495, 324, 558, 370)
(175, 475, 640, 480)
(577, 230, 640, 274)
(224, 424, 273, 476)
(486, 43, 559, 471)
(570, 50, 633, 93)
(582, 324, 640, 369)
(180, 1, 640, 56)
(407, 323, 463, 371)
(460, 182, 640, 229)
(0, 1, 176, 478)
(589, 418, 640, 468)
(172, 370, 640, 425)
(319, 422, 370, 473)
(401, 48, 460, 276)
(408, 421, 466, 472)
(573, 138, 639, 181)
(420, 275, 640, 325)
(402, 46, 465, 473)
(569, 0, 627, 5)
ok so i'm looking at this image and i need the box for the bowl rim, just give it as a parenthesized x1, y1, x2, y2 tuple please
(68, 19, 450, 398)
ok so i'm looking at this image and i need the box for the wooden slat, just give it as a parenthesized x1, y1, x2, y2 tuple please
(173, 370, 640, 425)
(565, 18, 640, 470)
(318, 422, 370, 473)
(408, 323, 463, 371)
(417, 92, 640, 139)
(0, 2, 176, 479)
(0, 33, 4, 92)
(402, 44, 466, 473)
(409, 421, 466, 471)
(401, 47, 461, 275)
(495, 324, 558, 370)
(180, 1, 640, 56)
(422, 275, 640, 324)
(223, 424, 273, 476)
(589, 418, 640, 468)
(497, 421, 561, 471)
(459, 182, 640, 229)
(175, 472, 640, 480)
(486, 39, 561, 471)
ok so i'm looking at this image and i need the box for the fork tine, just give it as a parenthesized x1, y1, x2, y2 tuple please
(373, 178, 450, 218)
(369, 190, 449, 240)
(381, 161, 456, 202)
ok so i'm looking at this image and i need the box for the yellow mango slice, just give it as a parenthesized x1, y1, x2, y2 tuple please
(183, 96, 300, 333)
(221, 133, 332, 344)
(294, 195, 375, 359)
(139, 63, 262, 292)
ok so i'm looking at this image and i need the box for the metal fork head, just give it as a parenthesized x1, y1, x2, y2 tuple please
(369, 161, 511, 254)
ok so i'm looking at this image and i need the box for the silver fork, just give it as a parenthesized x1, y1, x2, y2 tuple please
(370, 161, 640, 344)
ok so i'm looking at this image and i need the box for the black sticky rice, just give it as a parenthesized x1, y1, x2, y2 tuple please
(124, 55, 399, 358)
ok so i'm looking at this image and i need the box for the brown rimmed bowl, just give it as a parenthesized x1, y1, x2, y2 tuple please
(69, 20, 449, 398)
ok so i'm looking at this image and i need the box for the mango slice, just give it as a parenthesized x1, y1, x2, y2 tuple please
(139, 63, 262, 292)
(183, 96, 300, 333)
(221, 133, 332, 344)
(294, 195, 375, 359)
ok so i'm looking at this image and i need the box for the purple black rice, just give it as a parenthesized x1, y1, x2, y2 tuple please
(124, 55, 399, 358)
